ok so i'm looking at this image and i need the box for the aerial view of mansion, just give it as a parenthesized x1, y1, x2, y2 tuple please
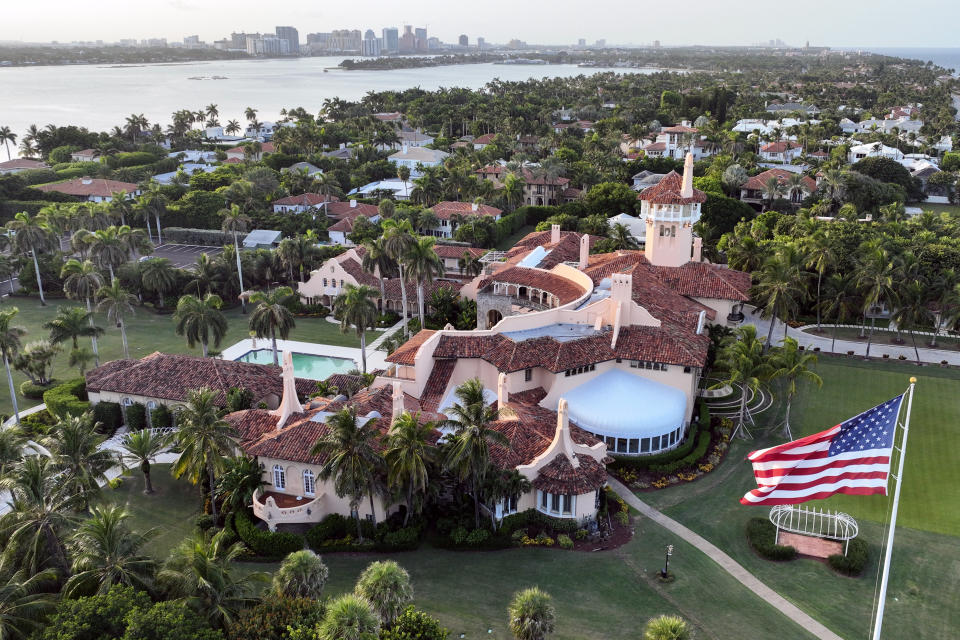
(218, 153, 750, 531)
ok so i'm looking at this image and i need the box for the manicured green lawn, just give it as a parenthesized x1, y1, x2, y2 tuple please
(801, 325, 959, 348)
(495, 224, 536, 250)
(918, 203, 960, 217)
(0, 296, 362, 417)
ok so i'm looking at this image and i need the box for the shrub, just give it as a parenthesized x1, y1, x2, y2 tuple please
(125, 402, 147, 430)
(195, 514, 215, 531)
(575, 528, 588, 540)
(450, 526, 469, 545)
(746, 518, 797, 561)
(228, 596, 324, 640)
(43, 378, 89, 418)
(381, 605, 449, 640)
(150, 403, 172, 429)
(648, 431, 712, 474)
(306, 513, 378, 551)
(499, 509, 580, 535)
(828, 538, 869, 576)
(93, 401, 123, 435)
(20, 379, 57, 399)
(234, 509, 304, 557)
(614, 510, 630, 526)
(557, 534, 574, 549)
(610, 424, 700, 472)
(379, 526, 421, 551)
(162, 227, 234, 246)
(465, 528, 490, 546)
(18, 409, 57, 437)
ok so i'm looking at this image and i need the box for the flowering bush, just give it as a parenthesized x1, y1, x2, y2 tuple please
(557, 534, 574, 549)
(652, 478, 669, 489)
(698, 462, 714, 473)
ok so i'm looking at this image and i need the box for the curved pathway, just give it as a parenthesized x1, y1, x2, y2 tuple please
(607, 476, 843, 640)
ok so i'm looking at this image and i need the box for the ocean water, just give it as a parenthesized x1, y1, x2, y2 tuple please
(857, 47, 960, 74)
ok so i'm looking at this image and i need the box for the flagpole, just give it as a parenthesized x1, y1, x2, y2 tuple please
(871, 377, 916, 640)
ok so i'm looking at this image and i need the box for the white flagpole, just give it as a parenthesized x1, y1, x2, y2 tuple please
(871, 377, 916, 640)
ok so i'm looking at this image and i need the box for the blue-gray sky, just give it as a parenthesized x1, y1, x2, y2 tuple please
(5, 0, 956, 47)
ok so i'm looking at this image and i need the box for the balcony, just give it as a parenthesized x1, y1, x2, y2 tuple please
(252, 489, 323, 531)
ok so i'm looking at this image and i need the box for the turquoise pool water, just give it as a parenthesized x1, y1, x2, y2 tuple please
(236, 350, 356, 380)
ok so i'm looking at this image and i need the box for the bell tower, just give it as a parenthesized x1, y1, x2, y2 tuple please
(639, 153, 705, 267)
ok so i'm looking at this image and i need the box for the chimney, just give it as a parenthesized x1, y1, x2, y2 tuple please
(611, 272, 632, 304)
(692, 237, 703, 262)
(391, 381, 404, 422)
(497, 372, 508, 411)
(680, 152, 694, 199)
(471, 202, 479, 212)
(350, 199, 357, 208)
(339, 142, 346, 150)
(550, 224, 561, 244)
(555, 399, 579, 467)
(578, 234, 589, 270)
(271, 351, 304, 429)
(82, 177, 93, 185)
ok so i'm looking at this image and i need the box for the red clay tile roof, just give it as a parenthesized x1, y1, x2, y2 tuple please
(532, 454, 607, 494)
(226, 142, 276, 154)
(328, 214, 363, 234)
(473, 133, 496, 145)
(475, 165, 570, 187)
(481, 266, 587, 305)
(338, 257, 380, 287)
(36, 178, 138, 198)
(487, 402, 601, 469)
(386, 330, 437, 365)
(431, 201, 502, 220)
(660, 125, 699, 133)
(643, 142, 667, 152)
(432, 245, 487, 260)
(420, 358, 456, 412)
(561, 187, 583, 199)
(274, 193, 339, 206)
(637, 171, 707, 205)
(760, 141, 801, 153)
(0, 159, 48, 171)
(652, 262, 751, 302)
(325, 201, 379, 220)
(741, 169, 816, 193)
(86, 352, 315, 405)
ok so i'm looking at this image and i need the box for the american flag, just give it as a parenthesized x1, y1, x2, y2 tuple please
(741, 395, 904, 506)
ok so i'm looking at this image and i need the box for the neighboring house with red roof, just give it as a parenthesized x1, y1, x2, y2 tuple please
(475, 165, 570, 206)
(425, 201, 503, 239)
(759, 140, 802, 163)
(225, 141, 276, 161)
(472, 133, 496, 150)
(272, 193, 339, 214)
(326, 210, 381, 246)
(35, 177, 140, 202)
(739, 168, 816, 208)
(642, 121, 715, 160)
(70, 149, 100, 162)
(0, 158, 49, 174)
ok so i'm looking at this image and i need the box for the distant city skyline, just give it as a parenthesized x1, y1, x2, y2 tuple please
(4, 0, 956, 48)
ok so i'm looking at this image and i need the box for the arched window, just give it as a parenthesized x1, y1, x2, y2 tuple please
(303, 470, 315, 496)
(273, 465, 286, 489)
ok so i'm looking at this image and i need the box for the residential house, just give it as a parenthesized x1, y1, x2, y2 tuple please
(631, 170, 666, 191)
(473, 133, 496, 150)
(759, 141, 803, 163)
(225, 142, 276, 162)
(327, 210, 381, 246)
(35, 177, 140, 203)
(424, 201, 503, 239)
(70, 149, 100, 162)
(642, 123, 712, 160)
(738, 168, 816, 208)
(272, 193, 339, 215)
(432, 244, 488, 275)
(847, 143, 904, 164)
(475, 165, 570, 206)
(388, 146, 449, 176)
(324, 200, 379, 223)
(765, 102, 820, 116)
(282, 162, 324, 178)
(242, 229, 283, 249)
(244, 121, 279, 139)
(0, 158, 49, 174)
(552, 121, 594, 134)
(348, 179, 413, 201)
(153, 163, 216, 185)
(321, 144, 356, 161)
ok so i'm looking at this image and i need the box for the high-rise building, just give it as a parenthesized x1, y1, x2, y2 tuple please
(595, 39, 606, 47)
(330, 29, 362, 52)
(231, 32, 251, 50)
(653, 39, 661, 47)
(414, 27, 428, 51)
(362, 30, 381, 56)
(458, 34, 468, 47)
(275, 26, 299, 55)
(577, 38, 586, 47)
(477, 37, 485, 49)
(382, 27, 399, 54)
(399, 25, 416, 53)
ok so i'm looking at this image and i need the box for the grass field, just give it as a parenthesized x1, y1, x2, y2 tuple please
(0, 297, 362, 417)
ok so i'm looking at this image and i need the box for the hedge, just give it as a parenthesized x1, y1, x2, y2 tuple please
(150, 403, 172, 429)
(43, 378, 90, 418)
(20, 380, 57, 400)
(500, 509, 581, 535)
(162, 227, 235, 246)
(93, 401, 123, 435)
(648, 430, 712, 474)
(305, 512, 422, 552)
(746, 518, 798, 561)
(234, 509, 304, 558)
(828, 538, 869, 576)
(125, 402, 147, 430)
(610, 423, 700, 471)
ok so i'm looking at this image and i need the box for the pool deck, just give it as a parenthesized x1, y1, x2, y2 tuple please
(221, 337, 389, 374)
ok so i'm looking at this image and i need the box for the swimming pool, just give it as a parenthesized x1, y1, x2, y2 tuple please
(236, 350, 356, 380)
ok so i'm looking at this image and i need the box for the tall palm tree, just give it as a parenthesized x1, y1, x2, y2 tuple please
(0, 456, 80, 576)
(120, 429, 167, 494)
(0, 570, 57, 640)
(220, 204, 251, 312)
(785, 173, 810, 203)
(0, 425, 26, 478)
(7, 211, 54, 306)
(41, 414, 115, 506)
(442, 378, 507, 528)
(97, 280, 136, 359)
(318, 594, 380, 640)
(761, 176, 785, 211)
(503, 173, 526, 211)
(333, 284, 379, 374)
(173, 293, 228, 358)
(803, 231, 837, 332)
(87, 226, 127, 282)
(159, 529, 263, 629)
(0, 308, 26, 425)
(382, 218, 416, 333)
(0, 126, 17, 161)
(361, 237, 395, 305)
(141, 181, 167, 244)
(248, 287, 296, 367)
(821, 273, 861, 354)
(892, 280, 934, 364)
(140, 257, 177, 307)
(508, 587, 555, 640)
(310, 408, 383, 539)
(171, 387, 237, 521)
(855, 243, 897, 359)
(63, 505, 157, 598)
(61, 259, 104, 366)
(384, 411, 435, 526)
(404, 236, 444, 330)
(609, 223, 639, 250)
(458, 251, 483, 278)
(272, 550, 329, 600)
(215, 455, 265, 516)
(752, 244, 808, 351)
(43, 305, 103, 351)
(767, 337, 823, 439)
(354, 560, 413, 627)
(714, 325, 770, 438)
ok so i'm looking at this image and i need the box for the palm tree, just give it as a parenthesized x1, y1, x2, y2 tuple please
(384, 412, 435, 526)
(61, 259, 104, 366)
(761, 176, 785, 211)
(272, 550, 329, 600)
(0, 308, 26, 425)
(0, 570, 57, 640)
(930, 269, 960, 348)
(173, 293, 228, 358)
(216, 455, 265, 516)
(725, 235, 764, 273)
(361, 237, 395, 306)
(87, 226, 128, 282)
(220, 204, 251, 312)
(225, 120, 241, 136)
(893, 280, 934, 364)
(855, 243, 897, 359)
(643, 615, 691, 640)
(609, 223, 639, 250)
(458, 251, 483, 278)
(753, 244, 807, 350)
(310, 408, 383, 539)
(159, 529, 262, 628)
(63, 505, 157, 598)
(819, 169, 846, 213)
(820, 273, 860, 353)
(354, 560, 413, 627)
(7, 211, 54, 305)
(503, 172, 526, 211)
(803, 232, 837, 332)
(0, 254, 17, 296)
(0, 425, 26, 478)
(714, 325, 769, 438)
(0, 126, 17, 160)
(382, 218, 416, 333)
(141, 181, 167, 244)
(332, 284, 379, 374)
(97, 280, 136, 359)
(140, 257, 177, 307)
(318, 594, 380, 640)
(442, 378, 507, 528)
(0, 456, 80, 576)
(43, 305, 103, 352)
(508, 587, 555, 640)
(404, 236, 444, 330)
(785, 173, 810, 203)
(248, 287, 296, 367)
(767, 337, 823, 439)
(171, 387, 237, 521)
(396, 165, 411, 198)
(41, 414, 115, 505)
(120, 429, 167, 494)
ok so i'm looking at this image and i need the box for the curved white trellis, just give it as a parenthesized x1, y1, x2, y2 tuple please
(769, 505, 859, 555)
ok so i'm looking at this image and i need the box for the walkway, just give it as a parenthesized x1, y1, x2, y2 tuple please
(744, 308, 960, 366)
(607, 476, 843, 640)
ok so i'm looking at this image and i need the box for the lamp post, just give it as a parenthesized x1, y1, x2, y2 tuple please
(661, 544, 674, 578)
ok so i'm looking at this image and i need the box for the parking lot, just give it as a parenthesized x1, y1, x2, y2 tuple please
(151, 243, 223, 269)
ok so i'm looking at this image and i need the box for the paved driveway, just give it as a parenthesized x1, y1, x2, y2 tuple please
(151, 243, 223, 269)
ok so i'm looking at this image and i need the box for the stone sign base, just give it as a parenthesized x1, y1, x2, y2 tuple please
(778, 531, 843, 559)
